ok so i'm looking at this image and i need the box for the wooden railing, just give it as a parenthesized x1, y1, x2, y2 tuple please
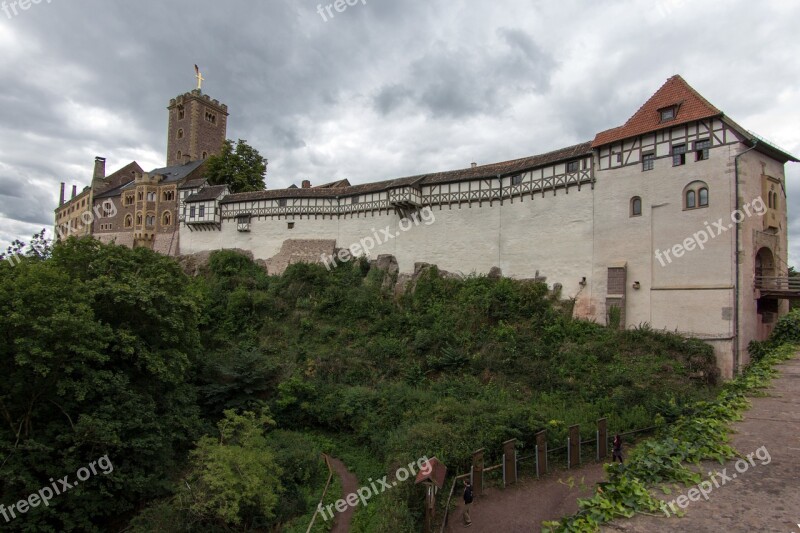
(755, 276, 800, 292)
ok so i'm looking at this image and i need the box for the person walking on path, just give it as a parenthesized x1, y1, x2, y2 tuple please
(612, 433, 624, 464)
(462, 479, 473, 527)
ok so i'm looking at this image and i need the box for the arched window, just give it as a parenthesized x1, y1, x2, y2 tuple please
(202, 151, 208, 159)
(684, 181, 709, 210)
(686, 190, 696, 209)
(162, 211, 172, 226)
(146, 215, 155, 228)
(177, 150, 182, 161)
(177, 129, 184, 140)
(136, 213, 143, 225)
(137, 191, 143, 201)
(177, 105, 185, 120)
(124, 214, 133, 228)
(698, 187, 709, 207)
(630, 196, 642, 217)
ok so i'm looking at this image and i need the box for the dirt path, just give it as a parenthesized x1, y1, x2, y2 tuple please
(601, 353, 800, 533)
(328, 456, 359, 533)
(445, 463, 607, 532)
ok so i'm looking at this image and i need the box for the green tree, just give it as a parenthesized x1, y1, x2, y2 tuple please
(182, 409, 283, 527)
(0, 238, 201, 531)
(205, 139, 267, 193)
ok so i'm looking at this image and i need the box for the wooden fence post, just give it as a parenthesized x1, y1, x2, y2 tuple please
(472, 449, 485, 496)
(503, 439, 517, 486)
(569, 425, 580, 468)
(535, 430, 547, 476)
(597, 418, 608, 460)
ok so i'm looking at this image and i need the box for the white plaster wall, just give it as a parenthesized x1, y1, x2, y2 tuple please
(181, 187, 595, 304)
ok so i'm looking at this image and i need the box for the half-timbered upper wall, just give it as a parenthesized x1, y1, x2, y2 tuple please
(595, 119, 743, 171)
(215, 155, 594, 222)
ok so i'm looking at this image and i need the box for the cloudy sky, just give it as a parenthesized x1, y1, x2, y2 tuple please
(1, 0, 798, 266)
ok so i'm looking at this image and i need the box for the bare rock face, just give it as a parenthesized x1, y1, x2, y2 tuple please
(372, 254, 399, 276)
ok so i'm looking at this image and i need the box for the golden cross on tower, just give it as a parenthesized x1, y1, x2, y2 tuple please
(194, 64, 204, 90)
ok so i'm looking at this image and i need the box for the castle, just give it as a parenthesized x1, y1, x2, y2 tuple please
(54, 75, 798, 378)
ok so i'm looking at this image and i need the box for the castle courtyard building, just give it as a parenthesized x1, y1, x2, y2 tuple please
(177, 75, 798, 378)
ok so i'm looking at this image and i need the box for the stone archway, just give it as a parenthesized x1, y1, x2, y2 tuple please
(755, 247, 778, 339)
(755, 247, 775, 280)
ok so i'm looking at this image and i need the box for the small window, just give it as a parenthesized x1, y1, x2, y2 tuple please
(124, 194, 134, 206)
(199, 205, 205, 218)
(566, 161, 579, 173)
(237, 215, 251, 232)
(698, 188, 709, 207)
(162, 212, 172, 226)
(672, 144, 686, 166)
(511, 175, 522, 185)
(288, 222, 295, 230)
(352, 196, 360, 204)
(278, 199, 287, 207)
(177, 150, 182, 161)
(695, 139, 711, 161)
(136, 213, 143, 225)
(137, 191, 143, 201)
(177, 129, 184, 140)
(642, 152, 655, 171)
(124, 215, 132, 228)
(202, 152, 208, 159)
(660, 107, 676, 122)
(630, 196, 642, 217)
(686, 190, 696, 209)
(177, 105, 185, 120)
(189, 206, 196, 218)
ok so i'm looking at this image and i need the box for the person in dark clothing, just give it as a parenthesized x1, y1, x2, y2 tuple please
(612, 433, 624, 464)
(462, 479, 473, 527)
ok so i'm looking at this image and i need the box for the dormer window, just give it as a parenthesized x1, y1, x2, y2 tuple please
(660, 106, 677, 122)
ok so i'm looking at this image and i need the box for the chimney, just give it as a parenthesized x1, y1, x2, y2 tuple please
(183, 154, 191, 164)
(302, 179, 311, 189)
(59, 182, 65, 206)
(93, 157, 106, 180)
(471, 162, 477, 168)
(71, 185, 77, 199)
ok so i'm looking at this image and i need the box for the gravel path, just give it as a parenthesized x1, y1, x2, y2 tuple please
(328, 456, 359, 533)
(445, 463, 607, 532)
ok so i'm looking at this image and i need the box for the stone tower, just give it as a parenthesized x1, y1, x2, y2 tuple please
(166, 89, 229, 166)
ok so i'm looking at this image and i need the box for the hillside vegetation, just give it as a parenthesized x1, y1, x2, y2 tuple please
(0, 238, 720, 531)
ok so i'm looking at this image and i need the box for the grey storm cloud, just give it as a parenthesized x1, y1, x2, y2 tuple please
(0, 0, 798, 266)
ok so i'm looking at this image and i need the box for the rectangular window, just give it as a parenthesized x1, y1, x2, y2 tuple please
(199, 205, 205, 218)
(511, 175, 522, 185)
(642, 153, 655, 171)
(672, 144, 686, 166)
(278, 199, 287, 207)
(352, 196, 360, 204)
(189, 205, 196, 218)
(695, 139, 711, 161)
(566, 161, 579, 173)
(660, 107, 675, 122)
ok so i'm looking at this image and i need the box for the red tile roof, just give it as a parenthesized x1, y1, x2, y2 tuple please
(592, 75, 722, 148)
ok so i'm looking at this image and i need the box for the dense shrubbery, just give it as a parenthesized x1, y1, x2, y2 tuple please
(0, 240, 722, 531)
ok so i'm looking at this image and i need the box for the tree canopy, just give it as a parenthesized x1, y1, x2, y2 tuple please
(204, 139, 267, 193)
